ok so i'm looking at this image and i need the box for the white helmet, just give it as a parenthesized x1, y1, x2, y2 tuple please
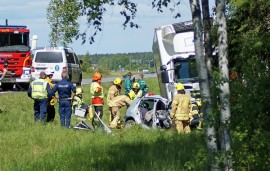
(45, 67, 54, 76)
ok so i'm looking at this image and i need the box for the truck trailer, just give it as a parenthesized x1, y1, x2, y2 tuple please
(152, 21, 200, 102)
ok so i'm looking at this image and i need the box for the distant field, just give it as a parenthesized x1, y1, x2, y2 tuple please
(0, 77, 207, 170)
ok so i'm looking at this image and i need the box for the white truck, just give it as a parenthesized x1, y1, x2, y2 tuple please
(152, 21, 200, 102)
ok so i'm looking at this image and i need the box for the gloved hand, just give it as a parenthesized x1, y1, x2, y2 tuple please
(97, 87, 102, 92)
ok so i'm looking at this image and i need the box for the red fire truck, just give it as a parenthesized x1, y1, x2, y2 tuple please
(0, 21, 32, 90)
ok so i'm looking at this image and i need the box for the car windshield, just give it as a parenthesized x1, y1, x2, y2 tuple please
(174, 59, 198, 83)
(35, 52, 63, 63)
(0, 32, 29, 52)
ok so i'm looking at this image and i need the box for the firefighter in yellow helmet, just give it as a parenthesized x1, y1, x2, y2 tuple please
(189, 99, 203, 130)
(72, 87, 93, 119)
(130, 82, 143, 100)
(45, 67, 57, 122)
(90, 72, 104, 119)
(107, 77, 122, 122)
(108, 91, 135, 128)
(170, 83, 191, 133)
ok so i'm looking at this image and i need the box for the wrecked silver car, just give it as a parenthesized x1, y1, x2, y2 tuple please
(124, 95, 172, 129)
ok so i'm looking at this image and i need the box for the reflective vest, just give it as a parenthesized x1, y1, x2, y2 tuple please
(107, 84, 120, 104)
(130, 89, 142, 100)
(170, 94, 190, 120)
(90, 82, 104, 105)
(189, 103, 199, 121)
(72, 95, 83, 108)
(31, 79, 48, 99)
(108, 95, 132, 108)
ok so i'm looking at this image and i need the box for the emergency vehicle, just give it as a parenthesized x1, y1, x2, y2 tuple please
(0, 20, 32, 89)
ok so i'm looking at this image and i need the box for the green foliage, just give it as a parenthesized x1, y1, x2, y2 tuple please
(227, 0, 270, 170)
(47, 0, 81, 46)
(0, 78, 209, 170)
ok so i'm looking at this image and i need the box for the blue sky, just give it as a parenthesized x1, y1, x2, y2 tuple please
(1, 0, 215, 55)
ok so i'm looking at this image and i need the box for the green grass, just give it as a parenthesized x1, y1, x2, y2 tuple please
(0, 78, 208, 171)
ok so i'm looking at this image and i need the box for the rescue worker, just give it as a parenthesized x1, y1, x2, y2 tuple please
(52, 71, 76, 128)
(189, 100, 203, 130)
(130, 82, 142, 99)
(27, 71, 52, 122)
(170, 83, 191, 133)
(124, 72, 133, 94)
(108, 91, 135, 128)
(137, 73, 148, 95)
(107, 77, 122, 104)
(90, 72, 104, 119)
(107, 77, 122, 122)
(72, 87, 92, 119)
(45, 67, 56, 122)
(0, 59, 8, 91)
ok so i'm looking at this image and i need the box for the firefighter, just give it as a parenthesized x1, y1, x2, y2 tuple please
(72, 87, 93, 119)
(108, 91, 135, 128)
(107, 77, 122, 104)
(137, 73, 148, 95)
(27, 71, 52, 122)
(45, 67, 56, 122)
(130, 82, 143, 99)
(189, 100, 203, 130)
(170, 83, 191, 133)
(52, 71, 76, 128)
(90, 72, 104, 119)
(107, 77, 122, 122)
(124, 72, 133, 94)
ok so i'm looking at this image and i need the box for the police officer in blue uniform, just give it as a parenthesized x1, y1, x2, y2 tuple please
(52, 71, 76, 128)
(28, 71, 52, 122)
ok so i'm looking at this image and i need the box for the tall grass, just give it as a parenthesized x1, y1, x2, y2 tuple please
(0, 78, 208, 171)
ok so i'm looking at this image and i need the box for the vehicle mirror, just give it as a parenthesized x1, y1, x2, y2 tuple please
(161, 70, 170, 83)
(160, 65, 167, 71)
(79, 60, 83, 65)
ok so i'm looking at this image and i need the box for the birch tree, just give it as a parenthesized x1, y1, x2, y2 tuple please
(216, 0, 233, 170)
(189, 0, 218, 170)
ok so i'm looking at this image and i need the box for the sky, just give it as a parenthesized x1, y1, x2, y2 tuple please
(1, 0, 215, 55)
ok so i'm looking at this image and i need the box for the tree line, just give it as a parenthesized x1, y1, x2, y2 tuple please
(78, 52, 154, 73)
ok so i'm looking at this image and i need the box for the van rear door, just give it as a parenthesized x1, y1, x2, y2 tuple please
(66, 52, 79, 82)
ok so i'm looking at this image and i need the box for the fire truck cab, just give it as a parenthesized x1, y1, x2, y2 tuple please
(0, 21, 32, 89)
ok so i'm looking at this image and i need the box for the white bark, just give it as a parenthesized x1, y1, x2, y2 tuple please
(189, 0, 218, 170)
(216, 0, 233, 170)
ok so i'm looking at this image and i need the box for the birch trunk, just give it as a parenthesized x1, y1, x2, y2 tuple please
(189, 0, 218, 170)
(216, 0, 233, 170)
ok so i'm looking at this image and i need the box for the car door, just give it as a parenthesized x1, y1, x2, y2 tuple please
(66, 52, 78, 82)
(73, 53, 81, 82)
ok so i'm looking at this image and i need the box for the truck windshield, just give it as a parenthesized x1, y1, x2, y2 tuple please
(174, 59, 198, 83)
(0, 33, 29, 52)
(35, 52, 63, 63)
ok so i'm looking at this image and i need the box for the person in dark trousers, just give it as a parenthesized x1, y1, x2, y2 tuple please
(90, 72, 104, 119)
(28, 71, 52, 122)
(45, 67, 56, 122)
(52, 71, 76, 128)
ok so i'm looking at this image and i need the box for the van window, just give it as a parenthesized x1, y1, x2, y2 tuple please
(35, 52, 63, 63)
(66, 52, 75, 64)
(74, 54, 79, 64)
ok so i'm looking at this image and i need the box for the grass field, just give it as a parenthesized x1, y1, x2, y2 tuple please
(0, 78, 208, 171)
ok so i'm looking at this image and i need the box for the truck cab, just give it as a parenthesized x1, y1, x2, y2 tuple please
(152, 21, 200, 102)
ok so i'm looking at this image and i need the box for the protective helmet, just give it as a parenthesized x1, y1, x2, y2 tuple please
(45, 67, 54, 76)
(132, 82, 140, 89)
(196, 99, 202, 107)
(176, 83, 185, 91)
(76, 88, 83, 95)
(114, 77, 122, 85)
(128, 91, 135, 100)
(93, 72, 102, 81)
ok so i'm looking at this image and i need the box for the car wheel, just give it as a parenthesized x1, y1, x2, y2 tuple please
(124, 120, 135, 128)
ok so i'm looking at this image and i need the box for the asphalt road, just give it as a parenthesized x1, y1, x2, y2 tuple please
(81, 73, 157, 85)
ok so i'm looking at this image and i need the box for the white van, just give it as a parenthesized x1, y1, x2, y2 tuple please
(31, 47, 83, 86)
